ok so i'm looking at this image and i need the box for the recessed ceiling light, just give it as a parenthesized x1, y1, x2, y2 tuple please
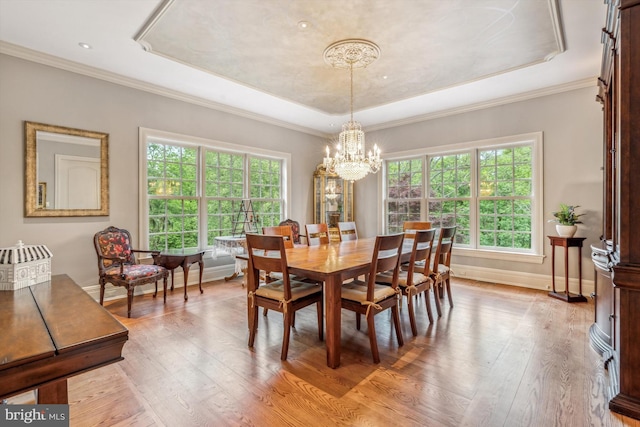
(382, 75, 388, 80)
(297, 21, 309, 30)
(78, 42, 92, 49)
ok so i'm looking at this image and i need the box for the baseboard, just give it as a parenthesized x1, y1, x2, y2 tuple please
(83, 264, 237, 301)
(450, 263, 595, 297)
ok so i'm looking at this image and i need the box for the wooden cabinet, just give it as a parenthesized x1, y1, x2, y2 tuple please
(313, 164, 354, 241)
(591, 0, 640, 419)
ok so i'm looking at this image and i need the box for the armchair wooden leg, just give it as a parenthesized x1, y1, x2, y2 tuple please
(99, 281, 105, 306)
(127, 287, 134, 318)
(153, 280, 158, 298)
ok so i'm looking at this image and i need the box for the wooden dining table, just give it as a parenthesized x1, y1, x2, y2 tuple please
(241, 236, 411, 368)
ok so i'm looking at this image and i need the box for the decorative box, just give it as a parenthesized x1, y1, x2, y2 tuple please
(0, 241, 53, 291)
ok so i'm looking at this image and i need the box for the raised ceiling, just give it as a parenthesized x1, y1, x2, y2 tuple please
(0, 0, 605, 135)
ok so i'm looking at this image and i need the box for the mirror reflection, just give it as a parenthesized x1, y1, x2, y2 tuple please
(25, 122, 109, 217)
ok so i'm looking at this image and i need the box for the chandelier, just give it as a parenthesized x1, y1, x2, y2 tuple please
(322, 39, 382, 182)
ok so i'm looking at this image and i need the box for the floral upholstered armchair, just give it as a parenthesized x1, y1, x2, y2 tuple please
(279, 219, 306, 245)
(93, 226, 168, 318)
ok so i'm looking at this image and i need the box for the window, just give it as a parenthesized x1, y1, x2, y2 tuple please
(140, 128, 289, 252)
(383, 132, 543, 261)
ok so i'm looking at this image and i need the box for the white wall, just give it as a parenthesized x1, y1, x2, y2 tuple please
(0, 53, 604, 296)
(0, 54, 324, 288)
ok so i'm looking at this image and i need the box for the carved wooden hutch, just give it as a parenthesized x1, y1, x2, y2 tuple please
(591, 0, 640, 419)
(313, 164, 354, 241)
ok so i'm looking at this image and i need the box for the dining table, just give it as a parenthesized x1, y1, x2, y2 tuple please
(240, 236, 412, 368)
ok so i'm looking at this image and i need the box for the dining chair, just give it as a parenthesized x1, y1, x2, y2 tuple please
(337, 221, 358, 241)
(402, 221, 432, 239)
(278, 219, 305, 245)
(376, 229, 437, 335)
(93, 226, 169, 318)
(431, 226, 457, 310)
(305, 223, 331, 246)
(245, 234, 323, 361)
(340, 233, 405, 363)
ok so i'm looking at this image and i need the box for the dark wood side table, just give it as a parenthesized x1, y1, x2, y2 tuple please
(548, 236, 588, 302)
(153, 249, 205, 300)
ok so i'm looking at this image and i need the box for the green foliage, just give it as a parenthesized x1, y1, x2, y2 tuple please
(550, 204, 584, 225)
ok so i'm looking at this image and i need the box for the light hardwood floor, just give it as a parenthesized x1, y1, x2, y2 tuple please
(63, 277, 639, 426)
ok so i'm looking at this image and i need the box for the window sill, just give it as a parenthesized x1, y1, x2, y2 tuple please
(453, 247, 545, 264)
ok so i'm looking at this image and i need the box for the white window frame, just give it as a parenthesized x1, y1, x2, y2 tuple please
(138, 127, 291, 251)
(381, 132, 544, 264)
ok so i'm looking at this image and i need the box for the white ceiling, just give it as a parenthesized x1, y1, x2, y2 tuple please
(0, 0, 605, 136)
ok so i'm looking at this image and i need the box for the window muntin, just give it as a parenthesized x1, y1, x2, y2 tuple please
(141, 130, 287, 253)
(383, 134, 541, 257)
(385, 158, 423, 233)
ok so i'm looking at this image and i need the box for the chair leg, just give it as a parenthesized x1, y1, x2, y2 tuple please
(445, 278, 454, 308)
(433, 281, 443, 317)
(153, 280, 158, 298)
(127, 287, 134, 318)
(407, 293, 418, 336)
(263, 307, 269, 317)
(99, 280, 105, 306)
(424, 289, 434, 324)
(392, 304, 404, 347)
(248, 302, 259, 348)
(366, 312, 380, 364)
(292, 312, 296, 328)
(281, 307, 293, 361)
(356, 313, 361, 330)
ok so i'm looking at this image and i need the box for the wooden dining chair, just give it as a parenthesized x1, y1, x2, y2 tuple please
(376, 229, 437, 335)
(337, 221, 358, 241)
(245, 234, 324, 361)
(402, 221, 432, 239)
(431, 226, 457, 310)
(305, 223, 330, 246)
(340, 233, 405, 363)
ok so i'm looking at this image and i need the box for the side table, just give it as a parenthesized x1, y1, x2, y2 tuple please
(152, 249, 205, 300)
(214, 236, 247, 283)
(548, 235, 588, 302)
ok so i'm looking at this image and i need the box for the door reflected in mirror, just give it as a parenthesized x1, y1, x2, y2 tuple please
(25, 122, 109, 217)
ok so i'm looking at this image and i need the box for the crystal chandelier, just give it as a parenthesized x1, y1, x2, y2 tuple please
(323, 39, 382, 182)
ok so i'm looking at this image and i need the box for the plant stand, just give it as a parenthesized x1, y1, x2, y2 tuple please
(548, 235, 587, 302)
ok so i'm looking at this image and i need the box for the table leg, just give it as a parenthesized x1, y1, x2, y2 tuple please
(564, 244, 570, 297)
(578, 246, 583, 296)
(198, 258, 204, 294)
(37, 380, 68, 404)
(182, 260, 189, 301)
(325, 275, 341, 369)
(551, 244, 556, 293)
(170, 270, 175, 291)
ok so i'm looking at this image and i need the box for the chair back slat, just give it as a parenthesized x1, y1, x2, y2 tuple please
(305, 223, 330, 246)
(262, 225, 294, 249)
(405, 229, 436, 283)
(337, 222, 358, 241)
(246, 234, 293, 298)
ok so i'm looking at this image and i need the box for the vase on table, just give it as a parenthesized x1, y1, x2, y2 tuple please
(556, 224, 577, 237)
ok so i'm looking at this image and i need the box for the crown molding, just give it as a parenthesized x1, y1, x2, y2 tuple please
(366, 77, 598, 132)
(0, 41, 327, 138)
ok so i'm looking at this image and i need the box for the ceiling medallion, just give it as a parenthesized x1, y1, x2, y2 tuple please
(322, 39, 382, 182)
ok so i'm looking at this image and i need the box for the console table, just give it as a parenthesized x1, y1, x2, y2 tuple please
(548, 235, 587, 302)
(0, 274, 128, 403)
(152, 249, 205, 300)
(214, 236, 247, 282)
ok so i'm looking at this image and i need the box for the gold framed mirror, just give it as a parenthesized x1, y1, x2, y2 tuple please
(25, 121, 109, 217)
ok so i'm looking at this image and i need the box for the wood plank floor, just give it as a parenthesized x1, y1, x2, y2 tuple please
(63, 277, 639, 426)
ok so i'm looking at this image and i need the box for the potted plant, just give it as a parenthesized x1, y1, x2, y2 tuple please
(550, 204, 584, 237)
